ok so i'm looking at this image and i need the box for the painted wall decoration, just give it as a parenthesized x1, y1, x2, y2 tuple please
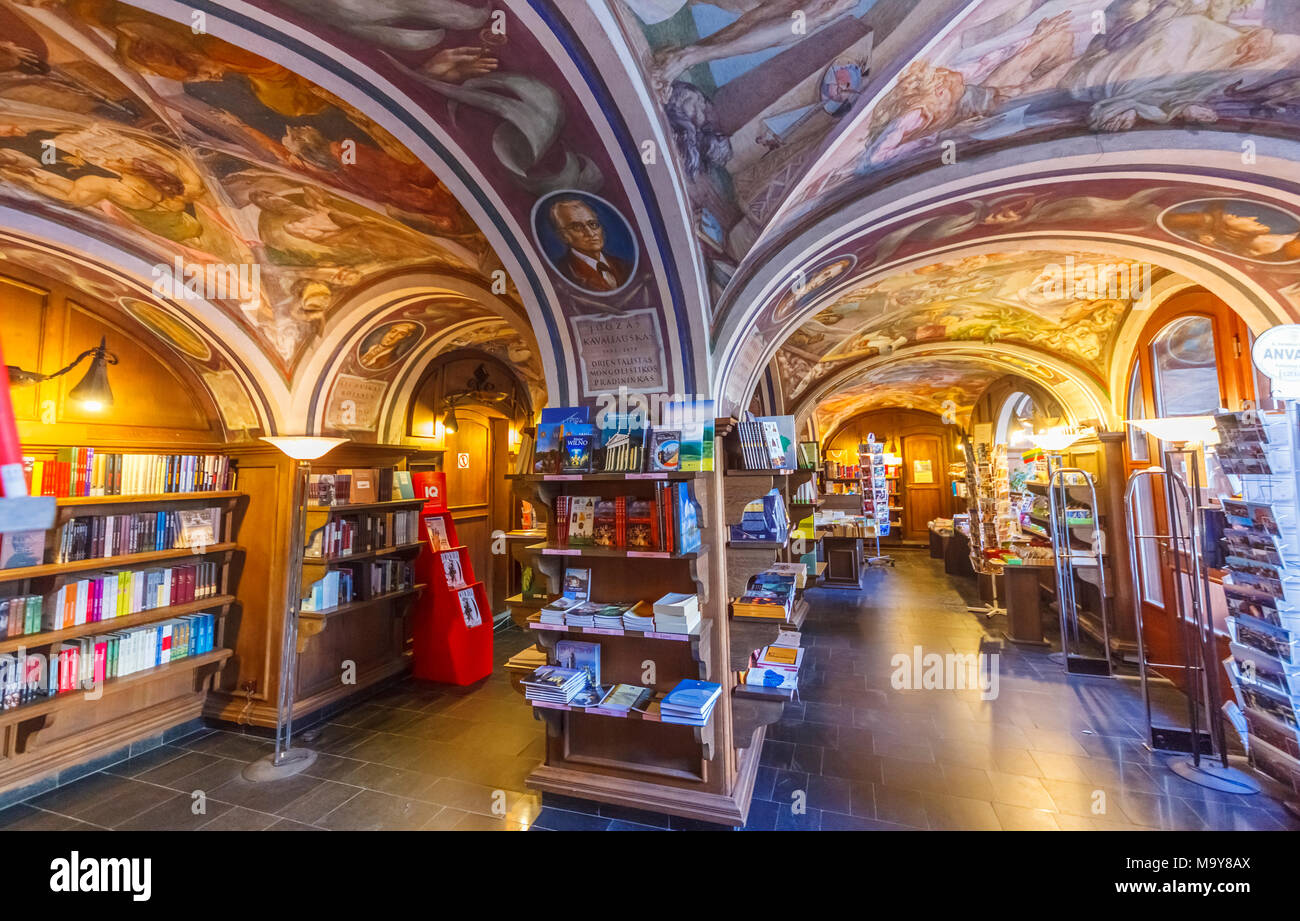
(781, 0, 1300, 233)
(357, 320, 425, 372)
(532, 190, 639, 296)
(1159, 198, 1300, 265)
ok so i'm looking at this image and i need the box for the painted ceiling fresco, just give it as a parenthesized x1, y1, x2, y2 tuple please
(810, 355, 1004, 433)
(0, 0, 507, 374)
(774, 0, 1300, 239)
(778, 249, 1164, 405)
(611, 0, 918, 307)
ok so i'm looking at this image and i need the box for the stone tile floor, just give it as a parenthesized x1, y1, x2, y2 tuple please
(1, 550, 1295, 831)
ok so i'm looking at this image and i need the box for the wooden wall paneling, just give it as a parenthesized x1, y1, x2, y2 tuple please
(0, 273, 50, 422)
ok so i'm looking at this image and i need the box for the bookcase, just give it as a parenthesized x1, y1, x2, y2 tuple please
(206, 442, 435, 727)
(508, 447, 764, 824)
(0, 443, 242, 794)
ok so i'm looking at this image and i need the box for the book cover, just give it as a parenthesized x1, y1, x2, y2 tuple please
(648, 429, 681, 472)
(593, 499, 617, 548)
(0, 530, 44, 569)
(424, 515, 451, 551)
(567, 496, 597, 546)
(562, 566, 591, 600)
(458, 587, 482, 628)
(562, 433, 596, 472)
(439, 549, 466, 588)
(554, 640, 601, 688)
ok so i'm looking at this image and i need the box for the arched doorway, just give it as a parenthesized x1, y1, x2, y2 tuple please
(1123, 288, 1265, 684)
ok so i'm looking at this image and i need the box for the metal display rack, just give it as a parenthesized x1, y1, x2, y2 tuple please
(1046, 465, 1113, 677)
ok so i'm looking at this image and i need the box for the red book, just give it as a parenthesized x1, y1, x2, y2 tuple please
(615, 496, 626, 548)
(94, 641, 107, 687)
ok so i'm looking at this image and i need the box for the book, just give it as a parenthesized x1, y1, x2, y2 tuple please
(648, 428, 681, 472)
(598, 683, 653, 712)
(458, 587, 482, 628)
(0, 530, 44, 569)
(561, 567, 591, 601)
(394, 471, 415, 499)
(562, 433, 596, 472)
(176, 508, 218, 548)
(439, 550, 466, 588)
(554, 640, 601, 688)
(659, 679, 721, 724)
(567, 496, 597, 546)
(535, 406, 591, 474)
(425, 515, 451, 551)
(593, 499, 617, 547)
(522, 665, 588, 704)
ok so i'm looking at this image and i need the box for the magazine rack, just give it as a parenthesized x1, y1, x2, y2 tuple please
(412, 506, 493, 685)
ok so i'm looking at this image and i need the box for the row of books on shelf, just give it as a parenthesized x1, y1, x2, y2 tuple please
(308, 468, 416, 506)
(2, 561, 222, 638)
(553, 483, 701, 553)
(734, 415, 796, 470)
(539, 591, 700, 634)
(731, 565, 803, 621)
(305, 509, 420, 560)
(522, 651, 721, 726)
(0, 507, 225, 571)
(301, 560, 413, 613)
(0, 613, 219, 711)
(530, 402, 716, 475)
(742, 642, 805, 691)
(22, 450, 234, 498)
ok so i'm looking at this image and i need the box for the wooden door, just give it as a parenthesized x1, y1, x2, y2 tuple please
(902, 434, 943, 542)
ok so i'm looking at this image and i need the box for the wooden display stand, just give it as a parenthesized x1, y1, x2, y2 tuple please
(506, 421, 768, 826)
(0, 452, 242, 795)
(206, 442, 436, 728)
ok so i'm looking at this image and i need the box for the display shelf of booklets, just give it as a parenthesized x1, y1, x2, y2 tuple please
(1213, 407, 1300, 797)
(0, 447, 241, 794)
(507, 466, 765, 824)
(411, 508, 492, 684)
(786, 447, 823, 584)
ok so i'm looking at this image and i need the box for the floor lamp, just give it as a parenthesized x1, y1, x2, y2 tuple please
(243, 435, 348, 782)
(1125, 417, 1259, 795)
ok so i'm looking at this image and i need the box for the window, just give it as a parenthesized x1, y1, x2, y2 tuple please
(1126, 357, 1148, 463)
(1150, 316, 1222, 417)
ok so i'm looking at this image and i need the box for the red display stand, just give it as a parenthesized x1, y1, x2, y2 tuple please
(412, 504, 494, 685)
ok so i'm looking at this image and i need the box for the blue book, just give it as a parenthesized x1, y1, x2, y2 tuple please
(535, 406, 591, 473)
(661, 679, 722, 714)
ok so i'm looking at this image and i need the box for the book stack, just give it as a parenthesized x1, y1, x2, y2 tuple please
(652, 592, 700, 634)
(539, 595, 576, 626)
(659, 678, 721, 726)
(732, 569, 796, 621)
(521, 665, 589, 705)
(735, 416, 790, 470)
(22, 451, 234, 497)
(744, 643, 805, 691)
(622, 601, 656, 632)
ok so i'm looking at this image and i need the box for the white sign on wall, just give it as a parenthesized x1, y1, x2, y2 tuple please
(1252, 325, 1300, 399)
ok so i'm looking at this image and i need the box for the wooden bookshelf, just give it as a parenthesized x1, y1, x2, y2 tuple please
(0, 456, 243, 796)
(204, 442, 434, 728)
(512, 443, 763, 826)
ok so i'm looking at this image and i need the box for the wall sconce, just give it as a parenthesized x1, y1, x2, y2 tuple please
(7, 336, 118, 412)
(508, 425, 521, 453)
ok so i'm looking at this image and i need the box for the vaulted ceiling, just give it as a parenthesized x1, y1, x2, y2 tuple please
(2, 0, 1299, 437)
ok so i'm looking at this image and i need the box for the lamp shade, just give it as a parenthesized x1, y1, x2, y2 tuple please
(260, 436, 349, 460)
(68, 340, 114, 411)
(1124, 416, 1218, 445)
(443, 404, 459, 435)
(1028, 426, 1083, 452)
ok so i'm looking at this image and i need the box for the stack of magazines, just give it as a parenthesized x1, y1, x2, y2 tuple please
(521, 666, 588, 705)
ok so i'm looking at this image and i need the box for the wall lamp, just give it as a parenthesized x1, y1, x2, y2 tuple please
(6, 336, 118, 412)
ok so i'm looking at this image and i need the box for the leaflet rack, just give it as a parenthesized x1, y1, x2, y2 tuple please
(1046, 466, 1112, 677)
